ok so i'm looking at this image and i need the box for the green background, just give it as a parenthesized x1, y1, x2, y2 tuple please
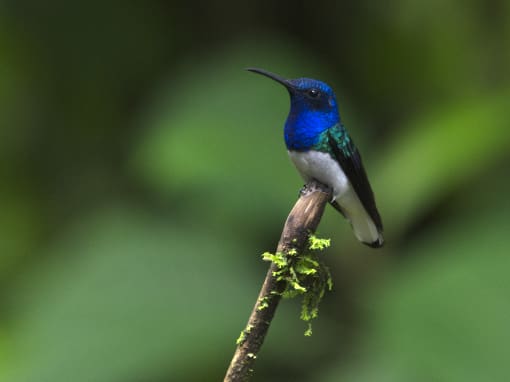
(1, 1, 509, 381)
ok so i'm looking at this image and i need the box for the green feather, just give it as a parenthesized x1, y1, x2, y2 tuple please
(312, 124, 352, 157)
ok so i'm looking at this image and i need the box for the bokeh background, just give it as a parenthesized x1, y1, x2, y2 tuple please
(1, 1, 510, 381)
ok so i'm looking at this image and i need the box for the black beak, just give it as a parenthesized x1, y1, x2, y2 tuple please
(245, 67, 294, 91)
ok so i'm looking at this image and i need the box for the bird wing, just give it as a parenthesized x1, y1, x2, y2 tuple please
(326, 124, 383, 232)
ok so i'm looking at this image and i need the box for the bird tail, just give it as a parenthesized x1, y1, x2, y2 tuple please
(331, 200, 384, 248)
(350, 208, 384, 248)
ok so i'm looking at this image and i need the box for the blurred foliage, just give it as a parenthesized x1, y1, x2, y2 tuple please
(1, 1, 509, 381)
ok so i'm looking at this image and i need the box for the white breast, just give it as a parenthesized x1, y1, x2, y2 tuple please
(288, 150, 350, 201)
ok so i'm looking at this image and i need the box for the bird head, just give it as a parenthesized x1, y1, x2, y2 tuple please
(246, 67, 339, 119)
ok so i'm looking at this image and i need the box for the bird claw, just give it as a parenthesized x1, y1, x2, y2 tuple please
(298, 184, 307, 197)
(299, 180, 332, 197)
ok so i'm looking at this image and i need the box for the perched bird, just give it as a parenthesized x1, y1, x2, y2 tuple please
(247, 68, 383, 248)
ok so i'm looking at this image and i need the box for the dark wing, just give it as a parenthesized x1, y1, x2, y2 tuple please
(327, 124, 383, 232)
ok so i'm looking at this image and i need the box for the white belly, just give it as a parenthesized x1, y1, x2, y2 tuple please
(288, 150, 350, 202)
(288, 150, 382, 246)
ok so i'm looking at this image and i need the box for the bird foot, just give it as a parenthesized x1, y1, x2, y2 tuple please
(299, 180, 332, 198)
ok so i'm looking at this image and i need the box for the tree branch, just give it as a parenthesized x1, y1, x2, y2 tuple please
(224, 181, 332, 382)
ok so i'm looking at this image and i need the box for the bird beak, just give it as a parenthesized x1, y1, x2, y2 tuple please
(245, 67, 295, 91)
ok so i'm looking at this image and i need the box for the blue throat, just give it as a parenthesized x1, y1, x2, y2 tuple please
(284, 103, 340, 151)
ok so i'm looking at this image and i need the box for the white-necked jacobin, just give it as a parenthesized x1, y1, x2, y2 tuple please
(247, 68, 384, 248)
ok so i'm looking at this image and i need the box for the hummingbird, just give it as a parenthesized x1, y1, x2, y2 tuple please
(247, 68, 384, 248)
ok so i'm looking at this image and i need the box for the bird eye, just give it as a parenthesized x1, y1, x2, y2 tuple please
(307, 88, 320, 98)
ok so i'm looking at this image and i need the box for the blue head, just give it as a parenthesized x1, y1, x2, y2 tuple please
(247, 68, 341, 150)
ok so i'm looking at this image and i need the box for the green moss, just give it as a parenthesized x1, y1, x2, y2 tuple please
(236, 324, 254, 345)
(257, 296, 270, 311)
(261, 252, 287, 268)
(236, 330, 246, 345)
(261, 233, 333, 335)
(308, 234, 331, 250)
